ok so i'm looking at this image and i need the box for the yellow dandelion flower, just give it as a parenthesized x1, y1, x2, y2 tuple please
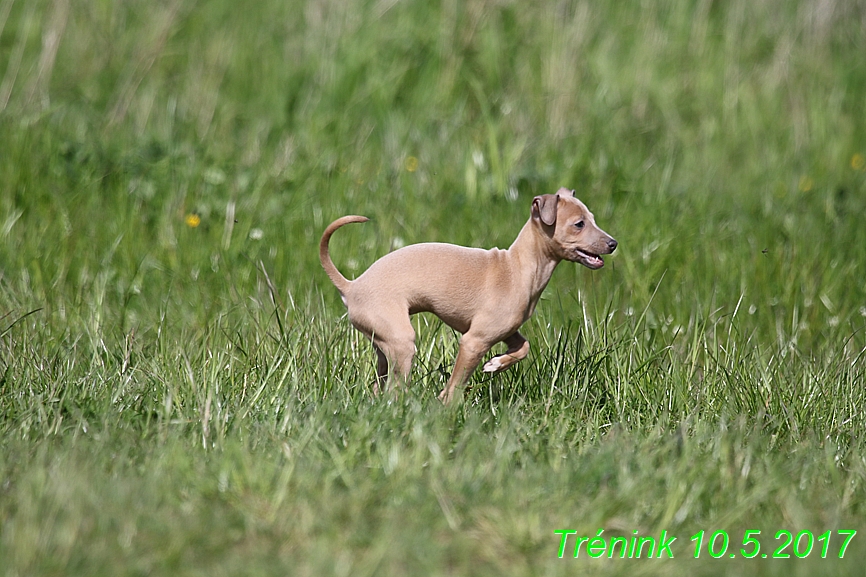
(185, 214, 201, 228)
(852, 153, 865, 171)
(798, 175, 813, 192)
(405, 156, 418, 172)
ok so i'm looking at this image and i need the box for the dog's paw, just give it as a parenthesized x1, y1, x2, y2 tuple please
(482, 356, 507, 373)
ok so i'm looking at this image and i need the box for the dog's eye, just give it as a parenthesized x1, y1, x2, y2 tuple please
(575, 220, 585, 230)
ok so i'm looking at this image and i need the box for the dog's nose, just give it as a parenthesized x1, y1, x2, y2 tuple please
(608, 238, 618, 252)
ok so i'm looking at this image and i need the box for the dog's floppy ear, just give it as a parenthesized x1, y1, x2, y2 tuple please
(532, 194, 559, 226)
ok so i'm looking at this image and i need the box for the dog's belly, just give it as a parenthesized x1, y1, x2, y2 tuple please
(408, 300, 473, 334)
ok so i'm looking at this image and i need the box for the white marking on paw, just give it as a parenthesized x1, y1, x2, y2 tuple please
(483, 357, 505, 373)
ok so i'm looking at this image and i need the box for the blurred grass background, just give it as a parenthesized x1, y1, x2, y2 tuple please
(1, 0, 866, 575)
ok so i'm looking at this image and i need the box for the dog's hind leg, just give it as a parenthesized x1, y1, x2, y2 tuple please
(373, 345, 388, 394)
(366, 317, 416, 393)
(352, 305, 416, 393)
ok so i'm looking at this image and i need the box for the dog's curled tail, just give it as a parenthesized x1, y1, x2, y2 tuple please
(319, 215, 370, 295)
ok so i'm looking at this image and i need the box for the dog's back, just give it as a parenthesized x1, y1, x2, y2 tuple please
(348, 242, 510, 334)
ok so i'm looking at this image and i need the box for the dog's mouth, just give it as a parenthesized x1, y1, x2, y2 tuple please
(573, 249, 604, 269)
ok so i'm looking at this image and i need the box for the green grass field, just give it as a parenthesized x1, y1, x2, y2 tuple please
(1, 0, 865, 575)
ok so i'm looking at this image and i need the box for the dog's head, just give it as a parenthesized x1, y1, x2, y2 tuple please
(531, 188, 617, 269)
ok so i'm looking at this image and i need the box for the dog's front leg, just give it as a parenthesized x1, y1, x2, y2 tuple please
(482, 332, 530, 373)
(438, 334, 491, 404)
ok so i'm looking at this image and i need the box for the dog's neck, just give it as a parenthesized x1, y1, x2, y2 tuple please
(508, 218, 562, 311)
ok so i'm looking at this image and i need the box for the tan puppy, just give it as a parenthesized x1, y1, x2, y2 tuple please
(320, 188, 617, 403)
